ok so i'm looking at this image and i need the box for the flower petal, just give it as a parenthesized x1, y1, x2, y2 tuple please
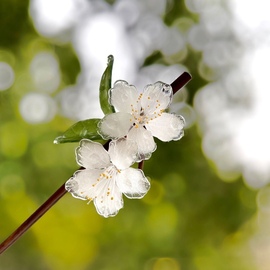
(141, 81, 173, 115)
(116, 168, 150, 199)
(146, 113, 185, 142)
(93, 186, 123, 218)
(98, 112, 132, 139)
(65, 169, 104, 200)
(109, 80, 140, 113)
(76, 139, 111, 169)
(127, 126, 157, 160)
(66, 167, 124, 218)
(108, 139, 139, 169)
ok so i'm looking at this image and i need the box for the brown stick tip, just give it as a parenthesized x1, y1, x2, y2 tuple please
(171, 72, 192, 95)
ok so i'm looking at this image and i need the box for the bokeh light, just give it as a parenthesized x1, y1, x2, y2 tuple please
(0, 62, 15, 91)
(1, 0, 270, 269)
(19, 92, 57, 124)
(29, 0, 88, 38)
(30, 52, 60, 93)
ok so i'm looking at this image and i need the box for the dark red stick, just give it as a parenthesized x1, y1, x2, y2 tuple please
(138, 161, 144, 170)
(0, 72, 191, 255)
(171, 71, 192, 94)
(0, 183, 67, 254)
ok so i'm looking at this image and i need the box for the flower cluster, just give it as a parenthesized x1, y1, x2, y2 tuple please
(66, 80, 185, 217)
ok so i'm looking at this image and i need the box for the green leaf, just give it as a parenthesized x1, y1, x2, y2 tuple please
(99, 55, 115, 115)
(54, 118, 104, 144)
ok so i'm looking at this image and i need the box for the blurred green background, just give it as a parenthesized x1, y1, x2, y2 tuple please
(0, 0, 265, 269)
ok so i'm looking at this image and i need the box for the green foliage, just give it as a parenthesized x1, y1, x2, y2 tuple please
(54, 55, 115, 144)
(0, 0, 34, 49)
(54, 118, 104, 144)
(99, 55, 115, 115)
(54, 45, 81, 85)
(0, 1, 259, 270)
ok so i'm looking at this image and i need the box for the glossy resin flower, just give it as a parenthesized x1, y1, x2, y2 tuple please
(98, 80, 185, 160)
(65, 139, 150, 218)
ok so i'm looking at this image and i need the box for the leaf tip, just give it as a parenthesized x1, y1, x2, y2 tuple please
(53, 137, 61, 144)
(107, 55, 114, 63)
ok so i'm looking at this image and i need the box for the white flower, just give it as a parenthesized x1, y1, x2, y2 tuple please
(98, 80, 185, 160)
(65, 139, 150, 218)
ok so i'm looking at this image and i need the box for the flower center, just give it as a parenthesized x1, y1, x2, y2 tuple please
(130, 94, 165, 128)
(91, 166, 118, 187)
(130, 103, 146, 128)
(131, 108, 147, 128)
(88, 166, 121, 202)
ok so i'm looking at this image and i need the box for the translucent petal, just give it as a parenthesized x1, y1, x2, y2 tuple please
(146, 113, 185, 142)
(98, 112, 132, 139)
(109, 80, 140, 113)
(65, 169, 104, 200)
(108, 139, 139, 169)
(116, 168, 150, 199)
(75, 139, 111, 169)
(141, 81, 173, 115)
(66, 167, 124, 218)
(93, 184, 123, 218)
(127, 126, 157, 160)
